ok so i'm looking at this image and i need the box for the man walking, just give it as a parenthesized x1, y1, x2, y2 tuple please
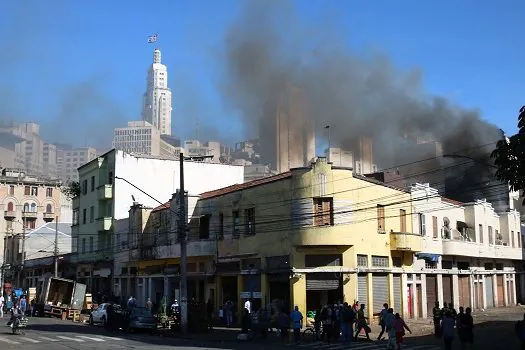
(290, 305, 303, 344)
(354, 304, 371, 341)
(340, 302, 355, 345)
(433, 301, 443, 337)
(0, 293, 4, 318)
(377, 303, 389, 340)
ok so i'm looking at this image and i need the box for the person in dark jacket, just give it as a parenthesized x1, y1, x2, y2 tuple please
(459, 307, 474, 349)
(105, 303, 115, 331)
(241, 309, 251, 334)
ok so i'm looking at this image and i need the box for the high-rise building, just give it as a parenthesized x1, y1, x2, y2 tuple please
(113, 121, 180, 158)
(141, 48, 172, 136)
(259, 85, 315, 173)
(56, 145, 98, 183)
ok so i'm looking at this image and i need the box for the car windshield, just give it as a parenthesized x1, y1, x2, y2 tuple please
(131, 308, 152, 317)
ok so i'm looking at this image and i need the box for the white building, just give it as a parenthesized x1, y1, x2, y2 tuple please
(141, 48, 172, 136)
(408, 183, 522, 319)
(113, 121, 181, 158)
(325, 146, 377, 174)
(56, 146, 98, 183)
(71, 149, 244, 296)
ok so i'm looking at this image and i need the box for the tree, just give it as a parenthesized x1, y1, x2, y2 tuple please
(62, 181, 81, 199)
(491, 106, 525, 199)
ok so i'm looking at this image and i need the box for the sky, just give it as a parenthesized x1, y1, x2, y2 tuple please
(0, 0, 523, 149)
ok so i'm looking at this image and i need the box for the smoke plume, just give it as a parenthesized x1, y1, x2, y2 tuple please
(218, 0, 507, 209)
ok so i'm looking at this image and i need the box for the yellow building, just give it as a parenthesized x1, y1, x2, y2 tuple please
(196, 157, 421, 319)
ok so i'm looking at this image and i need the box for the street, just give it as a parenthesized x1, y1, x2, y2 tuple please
(0, 307, 522, 350)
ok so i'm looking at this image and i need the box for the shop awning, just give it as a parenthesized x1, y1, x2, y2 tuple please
(415, 253, 440, 262)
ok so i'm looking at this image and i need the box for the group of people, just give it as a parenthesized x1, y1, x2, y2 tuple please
(432, 302, 474, 350)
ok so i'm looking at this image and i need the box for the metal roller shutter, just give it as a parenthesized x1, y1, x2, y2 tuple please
(393, 274, 402, 311)
(306, 273, 341, 291)
(497, 275, 504, 307)
(442, 275, 453, 305)
(426, 275, 437, 316)
(485, 275, 495, 307)
(458, 276, 471, 308)
(372, 274, 389, 314)
(357, 274, 369, 308)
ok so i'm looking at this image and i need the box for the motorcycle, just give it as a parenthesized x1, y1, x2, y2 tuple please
(9, 317, 28, 335)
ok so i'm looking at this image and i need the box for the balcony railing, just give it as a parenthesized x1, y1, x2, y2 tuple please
(22, 212, 37, 219)
(390, 231, 423, 252)
(43, 212, 55, 221)
(97, 184, 113, 200)
(4, 211, 15, 218)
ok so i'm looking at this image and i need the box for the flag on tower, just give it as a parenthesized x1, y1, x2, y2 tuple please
(147, 34, 158, 43)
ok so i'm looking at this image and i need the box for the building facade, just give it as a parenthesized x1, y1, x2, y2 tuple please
(72, 149, 244, 299)
(410, 183, 522, 318)
(113, 121, 181, 158)
(0, 168, 67, 287)
(56, 146, 98, 183)
(141, 48, 172, 136)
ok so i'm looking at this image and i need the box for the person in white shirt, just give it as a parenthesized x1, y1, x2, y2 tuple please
(0, 295, 4, 318)
(244, 299, 251, 314)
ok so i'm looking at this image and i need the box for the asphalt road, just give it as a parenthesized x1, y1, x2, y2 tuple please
(0, 308, 522, 350)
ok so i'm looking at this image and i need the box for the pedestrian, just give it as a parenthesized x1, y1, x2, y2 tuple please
(459, 307, 474, 349)
(377, 303, 389, 340)
(224, 300, 233, 327)
(384, 308, 396, 350)
(19, 296, 27, 316)
(432, 301, 442, 338)
(0, 293, 4, 318)
(259, 305, 270, 339)
(441, 310, 456, 350)
(290, 305, 303, 344)
(244, 299, 251, 314)
(277, 309, 290, 344)
(241, 309, 251, 335)
(321, 305, 333, 343)
(314, 305, 322, 341)
(354, 304, 371, 341)
(392, 313, 411, 350)
(340, 302, 355, 345)
(206, 298, 214, 330)
(145, 298, 152, 310)
(105, 303, 115, 330)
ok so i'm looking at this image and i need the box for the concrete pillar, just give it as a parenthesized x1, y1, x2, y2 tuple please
(260, 273, 268, 305)
(520, 273, 525, 303)
(452, 274, 460, 310)
(492, 274, 498, 307)
(503, 274, 509, 306)
(512, 274, 517, 305)
(411, 280, 418, 319)
(421, 274, 427, 318)
(343, 273, 357, 305)
(437, 274, 444, 307)
(401, 273, 408, 318)
(163, 276, 169, 298)
(481, 275, 488, 309)
(388, 273, 394, 308)
(367, 272, 373, 320)
(469, 275, 475, 309)
(291, 274, 306, 316)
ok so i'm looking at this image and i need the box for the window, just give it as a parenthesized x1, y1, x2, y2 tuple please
(82, 180, 88, 195)
(26, 219, 36, 229)
(6, 220, 13, 230)
(46, 204, 53, 213)
(23, 203, 29, 212)
(418, 213, 426, 236)
(91, 176, 95, 192)
(441, 261, 453, 269)
(519, 234, 522, 248)
(82, 238, 86, 254)
(199, 215, 211, 239)
(7, 202, 14, 212)
(357, 254, 368, 267)
(30, 203, 36, 212)
(488, 226, 494, 244)
(8, 185, 14, 195)
(30, 187, 38, 196)
(89, 236, 94, 253)
(400, 209, 407, 232)
(484, 263, 493, 270)
(377, 205, 385, 232)
(73, 210, 79, 225)
(425, 261, 437, 269)
(82, 208, 87, 224)
(479, 224, 483, 243)
(392, 257, 402, 267)
(495, 229, 501, 244)
(457, 262, 470, 270)
(244, 208, 256, 235)
(511, 231, 515, 248)
(24, 186, 30, 196)
(372, 255, 389, 267)
(218, 213, 224, 239)
(232, 210, 240, 238)
(46, 188, 53, 197)
(313, 198, 333, 226)
(108, 171, 113, 185)
(90, 206, 94, 223)
(432, 216, 438, 238)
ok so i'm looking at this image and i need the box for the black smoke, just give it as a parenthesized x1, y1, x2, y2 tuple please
(217, 0, 508, 210)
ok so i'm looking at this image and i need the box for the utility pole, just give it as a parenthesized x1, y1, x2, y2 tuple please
(18, 215, 26, 288)
(178, 152, 188, 334)
(54, 216, 59, 277)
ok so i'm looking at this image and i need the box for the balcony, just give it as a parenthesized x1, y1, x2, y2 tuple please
(442, 239, 523, 259)
(43, 212, 55, 221)
(97, 184, 113, 200)
(4, 211, 15, 218)
(22, 212, 37, 219)
(156, 240, 217, 259)
(390, 232, 423, 252)
(97, 217, 113, 231)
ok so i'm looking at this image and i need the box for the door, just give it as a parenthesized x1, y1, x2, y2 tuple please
(407, 285, 413, 318)
(357, 274, 368, 309)
(473, 281, 484, 309)
(485, 276, 495, 307)
(372, 274, 389, 314)
(458, 276, 471, 308)
(426, 275, 437, 316)
(416, 284, 423, 318)
(508, 279, 514, 305)
(442, 275, 453, 305)
(393, 274, 402, 311)
(497, 275, 504, 307)
(72, 283, 87, 310)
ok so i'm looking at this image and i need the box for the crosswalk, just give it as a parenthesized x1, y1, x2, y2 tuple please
(294, 341, 440, 350)
(0, 334, 124, 345)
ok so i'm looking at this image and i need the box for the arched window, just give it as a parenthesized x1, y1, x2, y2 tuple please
(30, 203, 37, 212)
(23, 203, 30, 212)
(7, 202, 14, 211)
(46, 204, 53, 213)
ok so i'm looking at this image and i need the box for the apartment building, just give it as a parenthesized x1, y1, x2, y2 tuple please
(56, 146, 98, 183)
(0, 168, 67, 286)
(410, 183, 522, 318)
(72, 149, 244, 298)
(113, 121, 181, 158)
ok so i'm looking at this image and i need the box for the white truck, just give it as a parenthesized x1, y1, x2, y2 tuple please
(38, 277, 86, 318)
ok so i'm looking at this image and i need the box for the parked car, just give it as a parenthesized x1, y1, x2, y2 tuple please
(89, 303, 109, 326)
(123, 307, 157, 332)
